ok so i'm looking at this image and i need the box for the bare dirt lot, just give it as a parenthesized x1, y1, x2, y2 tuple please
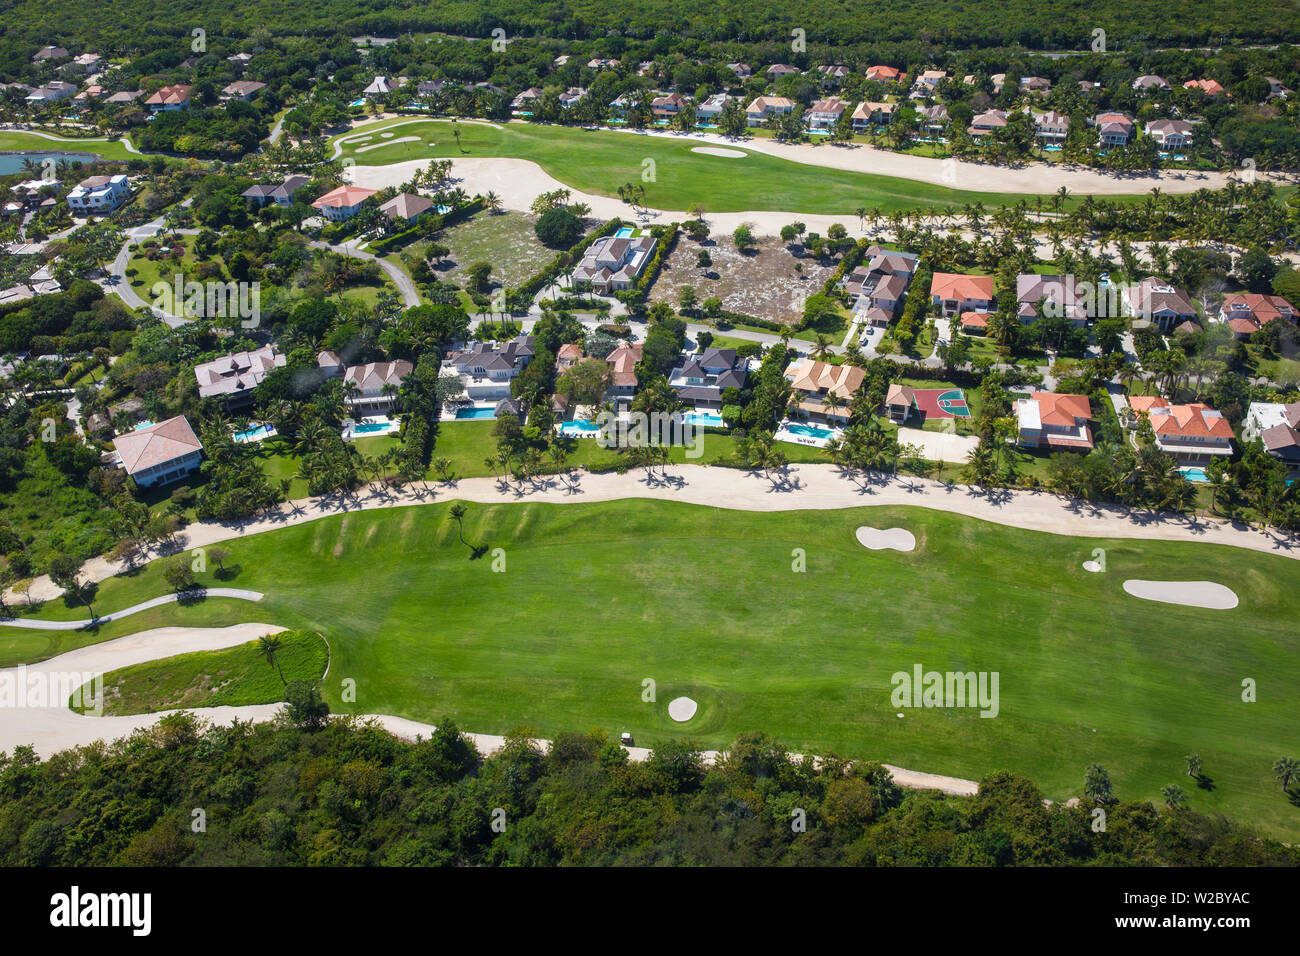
(648, 235, 839, 325)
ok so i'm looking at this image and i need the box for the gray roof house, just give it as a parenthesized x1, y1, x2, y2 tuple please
(242, 175, 309, 207)
(668, 348, 748, 409)
(571, 235, 656, 295)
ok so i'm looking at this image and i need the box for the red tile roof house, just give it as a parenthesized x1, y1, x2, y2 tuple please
(1121, 278, 1196, 332)
(1017, 273, 1088, 326)
(766, 64, 801, 80)
(806, 96, 848, 131)
(745, 95, 795, 126)
(194, 345, 285, 405)
(1146, 119, 1194, 149)
(343, 360, 414, 414)
(555, 343, 584, 370)
(1020, 76, 1052, 93)
(145, 84, 193, 111)
(1093, 112, 1135, 147)
(1129, 398, 1233, 465)
(1016, 392, 1094, 451)
(930, 272, 995, 318)
(959, 311, 990, 334)
(114, 416, 203, 488)
(865, 65, 904, 83)
(1184, 78, 1227, 97)
(311, 185, 378, 221)
(1217, 293, 1297, 339)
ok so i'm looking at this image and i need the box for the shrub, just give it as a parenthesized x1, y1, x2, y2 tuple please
(535, 207, 583, 248)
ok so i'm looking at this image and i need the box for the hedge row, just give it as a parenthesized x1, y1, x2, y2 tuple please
(367, 197, 486, 255)
(507, 217, 625, 312)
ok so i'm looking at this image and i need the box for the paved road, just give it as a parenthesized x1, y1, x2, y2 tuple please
(0, 588, 264, 630)
(308, 239, 421, 307)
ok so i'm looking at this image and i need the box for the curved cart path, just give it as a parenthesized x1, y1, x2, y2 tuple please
(0, 589, 263, 630)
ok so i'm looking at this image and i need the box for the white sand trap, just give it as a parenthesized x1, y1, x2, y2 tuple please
(380, 132, 394, 138)
(1122, 579, 1238, 610)
(355, 136, 419, 153)
(349, 135, 373, 143)
(855, 526, 916, 552)
(668, 697, 698, 722)
(691, 146, 747, 158)
(1082, 560, 1102, 573)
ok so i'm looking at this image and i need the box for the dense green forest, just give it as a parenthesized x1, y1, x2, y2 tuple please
(2, 0, 1298, 54)
(2, 712, 1295, 866)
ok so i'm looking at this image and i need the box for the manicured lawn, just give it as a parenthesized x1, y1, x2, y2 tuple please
(0, 130, 141, 163)
(430, 420, 828, 478)
(9, 498, 1300, 839)
(334, 118, 1110, 215)
(74, 629, 328, 715)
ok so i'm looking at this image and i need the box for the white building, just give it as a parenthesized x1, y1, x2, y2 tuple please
(66, 174, 129, 214)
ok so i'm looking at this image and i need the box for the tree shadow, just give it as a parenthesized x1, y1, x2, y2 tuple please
(1194, 773, 1216, 792)
(214, 564, 243, 582)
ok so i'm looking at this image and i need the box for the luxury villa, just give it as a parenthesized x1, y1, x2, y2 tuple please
(343, 360, 414, 414)
(1129, 398, 1233, 465)
(570, 234, 656, 294)
(444, 335, 537, 401)
(1015, 392, 1094, 451)
(194, 346, 286, 405)
(668, 348, 748, 410)
(785, 359, 865, 424)
(113, 416, 203, 487)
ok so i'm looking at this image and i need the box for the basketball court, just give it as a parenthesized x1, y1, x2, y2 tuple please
(911, 388, 971, 420)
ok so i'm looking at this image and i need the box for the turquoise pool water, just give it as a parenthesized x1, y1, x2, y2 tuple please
(786, 423, 835, 440)
(559, 419, 601, 436)
(614, 227, 634, 238)
(684, 412, 724, 428)
(1180, 466, 1209, 483)
(133, 420, 155, 431)
(354, 421, 396, 434)
(233, 423, 274, 443)
(455, 407, 497, 420)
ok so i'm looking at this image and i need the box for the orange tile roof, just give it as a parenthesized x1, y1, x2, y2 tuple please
(145, 84, 192, 106)
(930, 272, 995, 302)
(312, 185, 378, 209)
(1128, 395, 1169, 415)
(1148, 402, 1233, 439)
(1031, 391, 1090, 426)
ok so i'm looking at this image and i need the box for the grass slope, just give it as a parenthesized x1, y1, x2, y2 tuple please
(0, 131, 140, 163)
(333, 119, 1115, 215)
(7, 498, 1298, 835)
(73, 629, 328, 715)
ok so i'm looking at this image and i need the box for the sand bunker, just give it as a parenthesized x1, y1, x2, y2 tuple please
(355, 136, 419, 153)
(855, 527, 917, 552)
(690, 146, 747, 158)
(380, 132, 394, 138)
(1122, 579, 1238, 610)
(1082, 560, 1103, 573)
(668, 697, 698, 722)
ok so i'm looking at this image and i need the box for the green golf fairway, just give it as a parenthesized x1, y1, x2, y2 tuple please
(8, 499, 1299, 837)
(333, 118, 1116, 214)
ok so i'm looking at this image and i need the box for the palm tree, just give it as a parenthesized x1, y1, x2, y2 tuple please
(1161, 785, 1188, 810)
(811, 334, 833, 361)
(485, 191, 503, 213)
(1185, 753, 1202, 779)
(1273, 757, 1299, 792)
(448, 503, 469, 546)
(259, 635, 286, 685)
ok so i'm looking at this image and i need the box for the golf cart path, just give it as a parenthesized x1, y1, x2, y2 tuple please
(0, 622, 976, 796)
(0, 588, 263, 630)
(9, 464, 1294, 606)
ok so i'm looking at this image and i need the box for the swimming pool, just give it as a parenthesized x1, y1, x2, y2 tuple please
(558, 419, 601, 437)
(1180, 466, 1209, 483)
(683, 412, 724, 428)
(786, 423, 836, 440)
(233, 423, 275, 443)
(353, 420, 398, 435)
(614, 227, 634, 238)
(454, 407, 497, 420)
